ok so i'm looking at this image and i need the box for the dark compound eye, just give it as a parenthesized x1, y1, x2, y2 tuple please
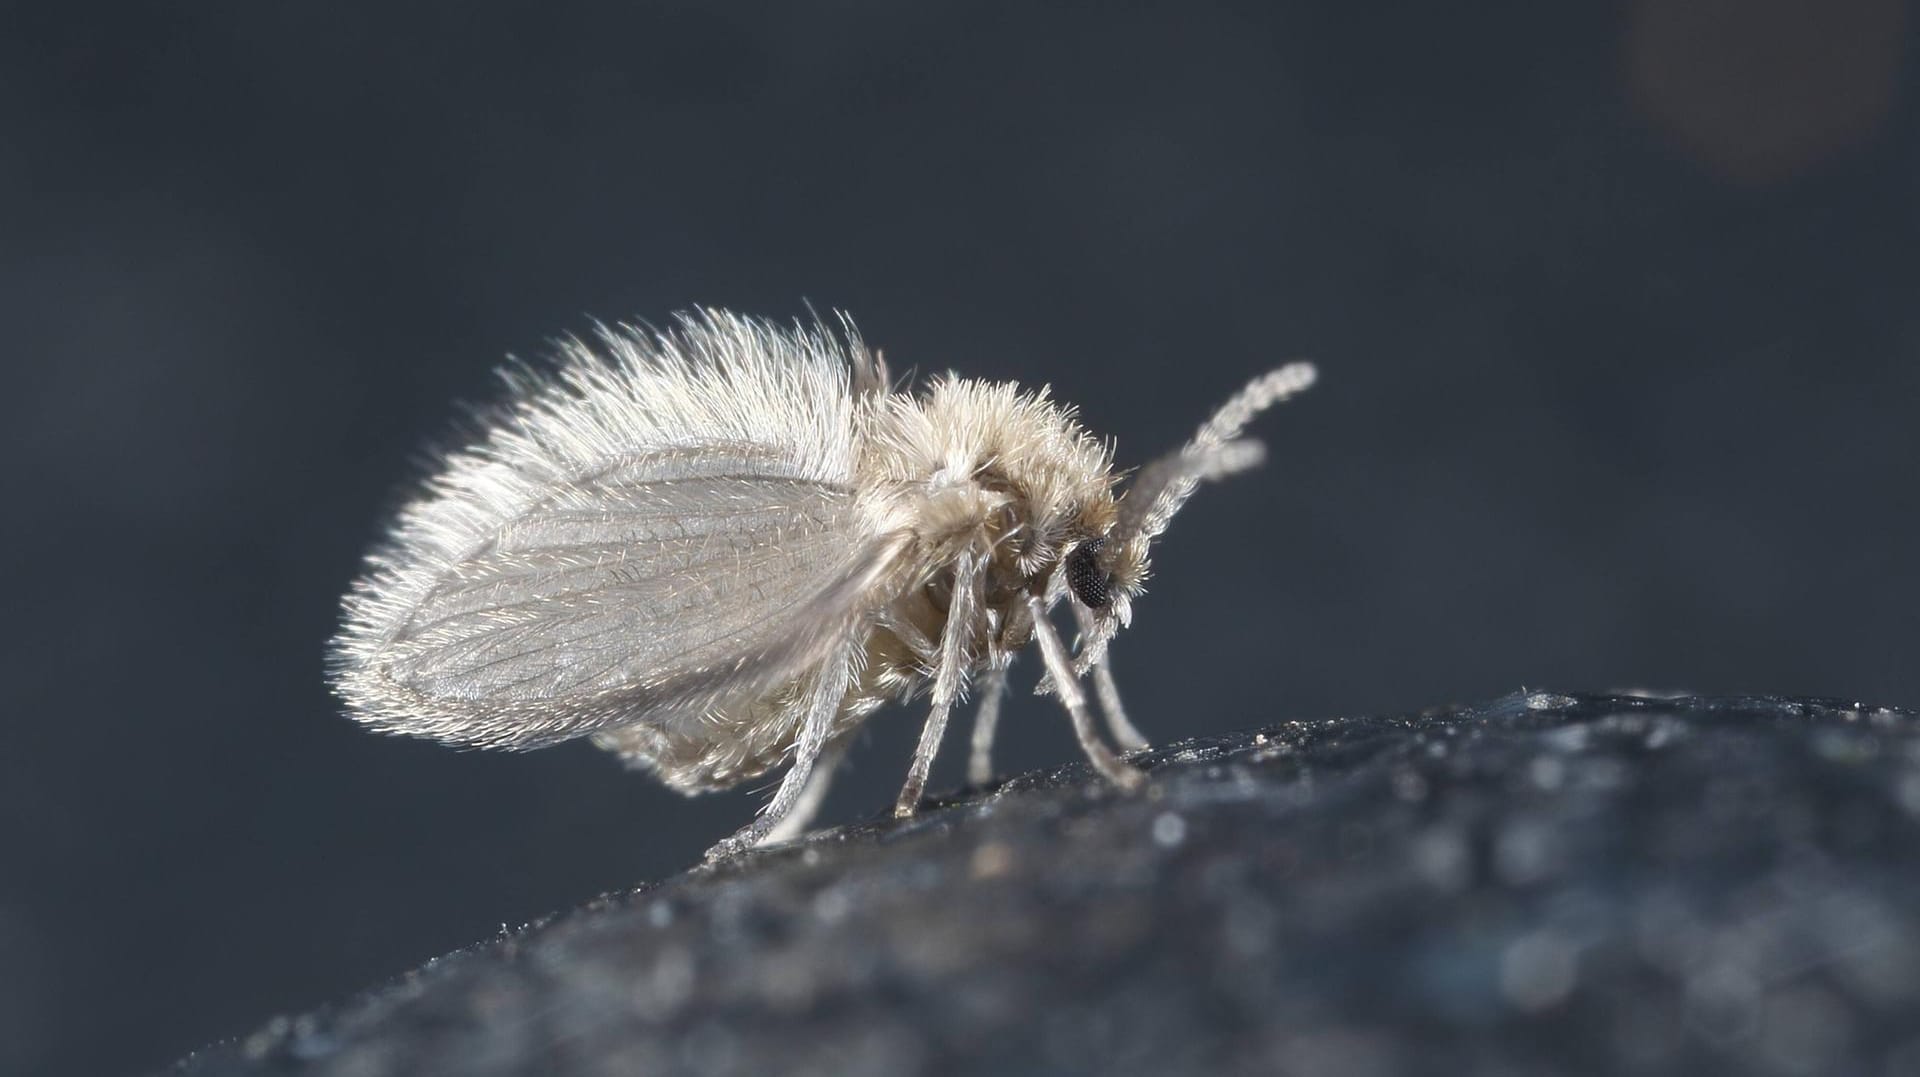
(1065, 538, 1112, 610)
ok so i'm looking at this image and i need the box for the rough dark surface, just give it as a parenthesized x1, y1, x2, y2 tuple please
(167, 692, 1920, 1076)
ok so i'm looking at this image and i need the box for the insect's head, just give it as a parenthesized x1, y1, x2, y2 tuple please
(1062, 361, 1317, 673)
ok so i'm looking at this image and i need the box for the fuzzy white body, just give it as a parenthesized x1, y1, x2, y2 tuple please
(590, 374, 1119, 792)
(329, 311, 1312, 856)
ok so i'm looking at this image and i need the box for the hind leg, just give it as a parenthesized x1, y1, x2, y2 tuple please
(704, 647, 855, 862)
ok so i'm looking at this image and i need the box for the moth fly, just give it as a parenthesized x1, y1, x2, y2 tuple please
(329, 310, 1315, 860)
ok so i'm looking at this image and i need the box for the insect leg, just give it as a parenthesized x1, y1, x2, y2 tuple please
(704, 646, 856, 862)
(878, 609, 939, 665)
(965, 663, 1010, 785)
(761, 735, 851, 846)
(1091, 661, 1148, 752)
(1072, 601, 1148, 751)
(1027, 594, 1145, 791)
(892, 549, 984, 817)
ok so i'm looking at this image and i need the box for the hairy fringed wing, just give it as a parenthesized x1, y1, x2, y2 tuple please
(329, 312, 902, 751)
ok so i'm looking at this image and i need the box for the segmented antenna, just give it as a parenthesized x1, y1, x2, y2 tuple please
(1112, 362, 1317, 549)
(1069, 361, 1316, 677)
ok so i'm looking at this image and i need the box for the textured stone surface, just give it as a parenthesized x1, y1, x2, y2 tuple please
(166, 692, 1920, 1076)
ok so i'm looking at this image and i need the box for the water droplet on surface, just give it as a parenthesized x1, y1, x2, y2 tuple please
(1500, 931, 1579, 1012)
(1151, 812, 1187, 848)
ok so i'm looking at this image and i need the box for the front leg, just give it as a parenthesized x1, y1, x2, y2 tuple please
(1073, 601, 1148, 752)
(1028, 593, 1145, 792)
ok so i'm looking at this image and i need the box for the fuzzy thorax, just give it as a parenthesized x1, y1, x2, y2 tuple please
(857, 374, 1133, 595)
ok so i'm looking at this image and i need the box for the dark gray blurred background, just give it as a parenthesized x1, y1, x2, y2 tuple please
(3, 2, 1915, 1074)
